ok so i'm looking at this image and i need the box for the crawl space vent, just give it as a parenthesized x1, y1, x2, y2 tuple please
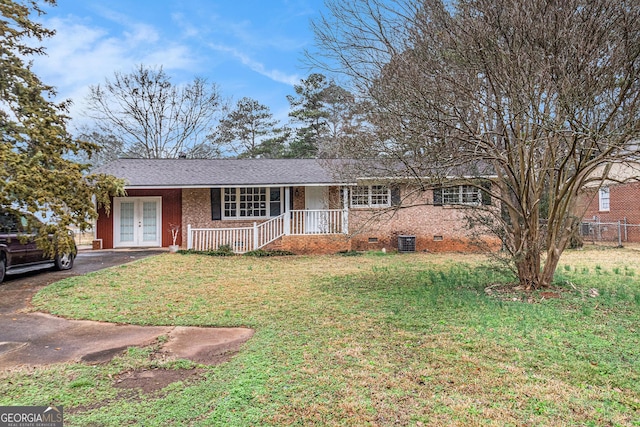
(397, 235, 416, 253)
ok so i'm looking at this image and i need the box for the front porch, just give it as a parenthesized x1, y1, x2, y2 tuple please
(187, 208, 348, 253)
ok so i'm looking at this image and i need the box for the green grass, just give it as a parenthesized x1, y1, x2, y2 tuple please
(2, 248, 639, 426)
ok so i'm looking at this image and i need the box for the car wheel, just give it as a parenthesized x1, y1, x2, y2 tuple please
(0, 256, 5, 283)
(54, 252, 74, 271)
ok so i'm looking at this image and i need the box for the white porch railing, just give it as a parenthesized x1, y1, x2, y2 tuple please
(187, 209, 347, 253)
(289, 209, 347, 235)
(187, 226, 254, 253)
(258, 213, 286, 247)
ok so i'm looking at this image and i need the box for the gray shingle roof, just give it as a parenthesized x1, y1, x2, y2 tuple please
(92, 158, 348, 188)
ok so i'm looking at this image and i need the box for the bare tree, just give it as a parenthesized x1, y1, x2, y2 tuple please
(311, 0, 640, 288)
(85, 65, 222, 159)
(73, 128, 123, 167)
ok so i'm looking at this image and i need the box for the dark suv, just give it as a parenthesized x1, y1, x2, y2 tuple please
(0, 209, 75, 283)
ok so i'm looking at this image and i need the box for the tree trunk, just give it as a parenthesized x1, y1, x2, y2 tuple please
(514, 247, 545, 289)
(515, 235, 564, 289)
(540, 246, 561, 289)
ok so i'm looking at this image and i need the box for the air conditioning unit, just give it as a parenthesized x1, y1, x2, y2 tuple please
(398, 235, 416, 253)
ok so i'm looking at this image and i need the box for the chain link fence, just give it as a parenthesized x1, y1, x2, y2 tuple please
(69, 226, 95, 248)
(579, 219, 640, 246)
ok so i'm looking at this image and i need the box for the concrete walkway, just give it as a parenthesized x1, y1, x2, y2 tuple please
(0, 249, 253, 369)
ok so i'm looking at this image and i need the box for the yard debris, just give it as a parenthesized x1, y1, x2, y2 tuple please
(483, 283, 566, 303)
(540, 292, 560, 299)
(588, 288, 600, 298)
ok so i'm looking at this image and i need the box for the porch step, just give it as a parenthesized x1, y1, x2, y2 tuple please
(262, 237, 284, 251)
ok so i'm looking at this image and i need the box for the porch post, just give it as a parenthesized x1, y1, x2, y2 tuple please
(253, 222, 259, 250)
(342, 186, 349, 234)
(284, 187, 291, 235)
(187, 224, 192, 249)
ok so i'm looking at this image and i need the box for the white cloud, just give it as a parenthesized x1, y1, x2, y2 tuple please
(32, 15, 199, 122)
(122, 22, 160, 45)
(141, 45, 198, 72)
(171, 12, 200, 38)
(93, 5, 160, 43)
(208, 42, 299, 86)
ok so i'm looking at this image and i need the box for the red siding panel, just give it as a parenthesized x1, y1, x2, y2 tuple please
(96, 189, 182, 249)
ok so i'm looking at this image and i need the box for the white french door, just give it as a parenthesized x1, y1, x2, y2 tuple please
(114, 197, 162, 247)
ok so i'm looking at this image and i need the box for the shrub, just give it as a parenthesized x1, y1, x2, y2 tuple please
(244, 249, 295, 257)
(177, 248, 236, 257)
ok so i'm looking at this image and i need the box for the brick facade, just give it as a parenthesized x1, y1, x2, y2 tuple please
(94, 158, 500, 253)
(180, 188, 275, 247)
(180, 185, 500, 253)
(267, 235, 351, 254)
(581, 182, 640, 242)
(347, 187, 500, 253)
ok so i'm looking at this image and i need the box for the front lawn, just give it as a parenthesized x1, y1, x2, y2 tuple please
(3, 248, 640, 426)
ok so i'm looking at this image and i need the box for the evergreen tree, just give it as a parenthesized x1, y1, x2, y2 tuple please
(286, 73, 361, 158)
(209, 97, 282, 158)
(285, 73, 331, 158)
(0, 0, 123, 256)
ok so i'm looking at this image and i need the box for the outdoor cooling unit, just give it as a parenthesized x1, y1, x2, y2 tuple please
(397, 235, 416, 253)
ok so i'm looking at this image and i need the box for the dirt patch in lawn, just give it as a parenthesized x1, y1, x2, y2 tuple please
(68, 368, 206, 416)
(114, 367, 206, 394)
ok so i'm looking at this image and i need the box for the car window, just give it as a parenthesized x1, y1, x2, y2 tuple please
(0, 211, 19, 233)
(0, 210, 40, 233)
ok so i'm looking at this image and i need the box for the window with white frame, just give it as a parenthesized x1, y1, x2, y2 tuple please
(350, 185, 390, 208)
(599, 187, 610, 211)
(442, 185, 482, 205)
(223, 187, 274, 218)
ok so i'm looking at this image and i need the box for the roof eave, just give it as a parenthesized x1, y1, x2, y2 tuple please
(123, 182, 353, 189)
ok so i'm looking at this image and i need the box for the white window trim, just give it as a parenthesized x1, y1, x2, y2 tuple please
(350, 185, 391, 208)
(442, 185, 482, 206)
(598, 187, 610, 212)
(222, 187, 282, 220)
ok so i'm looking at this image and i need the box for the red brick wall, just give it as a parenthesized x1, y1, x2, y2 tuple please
(581, 182, 640, 242)
(180, 185, 500, 254)
(270, 235, 351, 254)
(181, 188, 288, 247)
(345, 186, 500, 253)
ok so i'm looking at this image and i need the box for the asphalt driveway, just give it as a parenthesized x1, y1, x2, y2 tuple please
(0, 249, 253, 369)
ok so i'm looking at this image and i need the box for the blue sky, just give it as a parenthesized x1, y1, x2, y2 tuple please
(32, 0, 327, 128)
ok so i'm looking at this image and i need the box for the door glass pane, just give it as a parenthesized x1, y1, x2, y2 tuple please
(270, 187, 281, 216)
(120, 202, 135, 242)
(142, 201, 157, 242)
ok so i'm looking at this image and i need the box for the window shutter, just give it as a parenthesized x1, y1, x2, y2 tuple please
(391, 185, 401, 206)
(433, 188, 443, 206)
(481, 181, 492, 206)
(211, 188, 222, 220)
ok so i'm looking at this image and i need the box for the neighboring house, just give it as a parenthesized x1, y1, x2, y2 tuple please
(580, 162, 640, 243)
(92, 158, 500, 254)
